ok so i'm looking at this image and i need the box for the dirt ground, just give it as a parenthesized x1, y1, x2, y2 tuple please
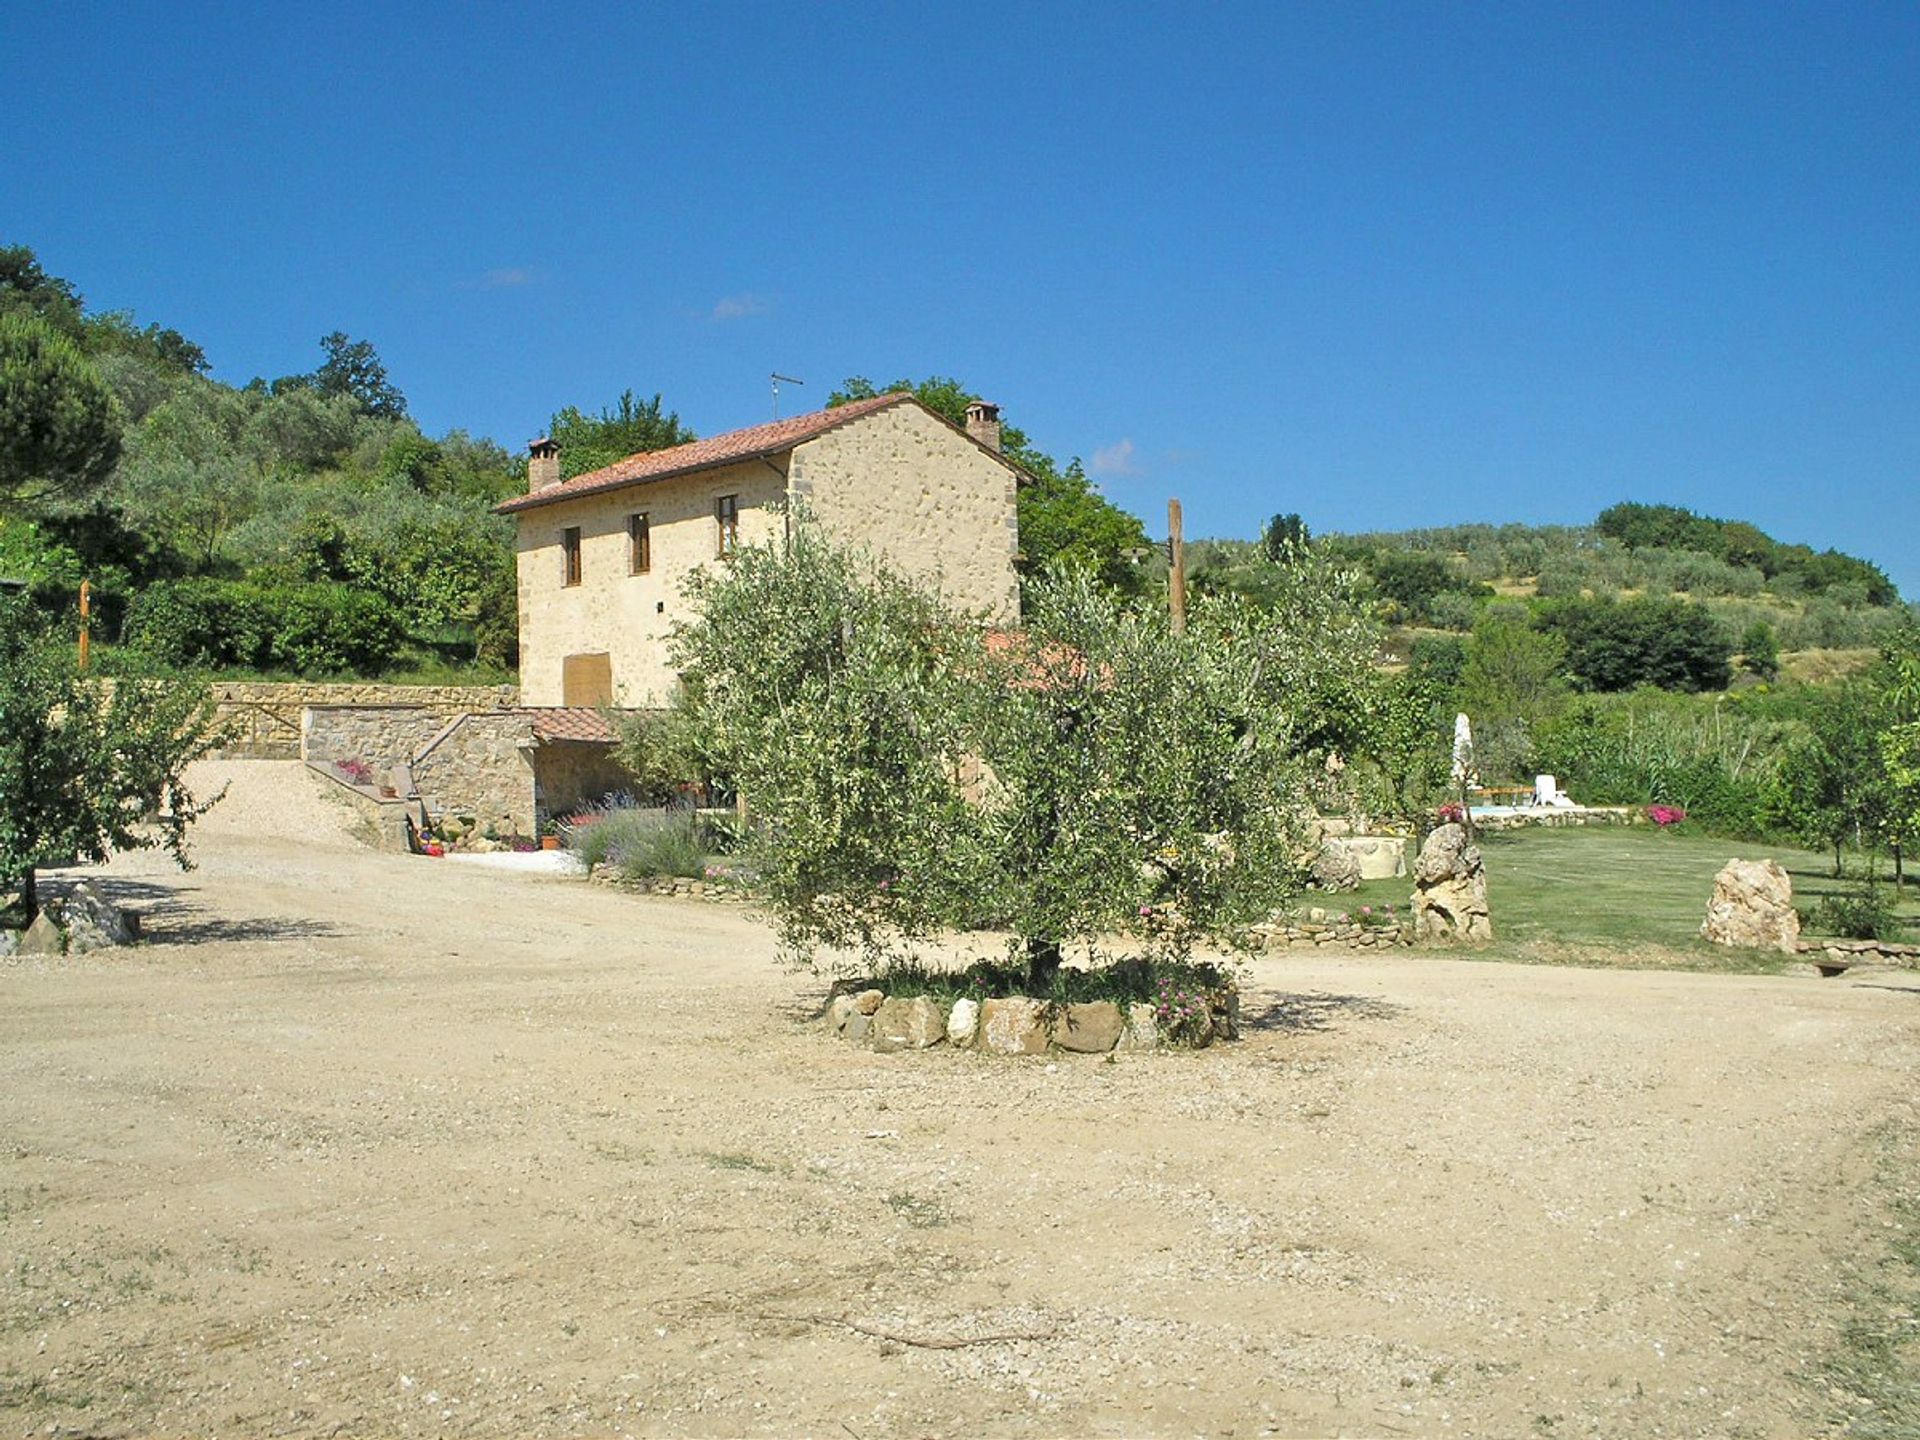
(3, 761, 1917, 1438)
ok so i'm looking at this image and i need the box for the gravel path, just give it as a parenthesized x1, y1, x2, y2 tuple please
(1, 761, 1915, 1437)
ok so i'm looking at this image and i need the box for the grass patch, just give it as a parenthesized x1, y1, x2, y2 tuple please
(884, 1191, 950, 1229)
(1341, 825, 1920, 972)
(698, 1150, 779, 1174)
(1808, 1122, 1920, 1436)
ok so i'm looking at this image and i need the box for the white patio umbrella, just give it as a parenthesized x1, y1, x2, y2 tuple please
(1451, 712, 1476, 792)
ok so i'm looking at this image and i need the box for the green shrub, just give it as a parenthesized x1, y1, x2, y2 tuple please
(125, 578, 402, 674)
(565, 807, 706, 880)
(1806, 882, 1904, 942)
(865, 952, 1236, 1009)
(1535, 594, 1732, 693)
(268, 583, 404, 673)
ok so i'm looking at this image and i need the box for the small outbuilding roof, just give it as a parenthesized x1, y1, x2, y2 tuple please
(518, 707, 621, 744)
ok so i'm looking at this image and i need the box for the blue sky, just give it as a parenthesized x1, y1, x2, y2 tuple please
(5, 2, 1916, 592)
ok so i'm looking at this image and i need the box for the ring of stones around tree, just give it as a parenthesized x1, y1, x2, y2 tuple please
(825, 983, 1241, 1055)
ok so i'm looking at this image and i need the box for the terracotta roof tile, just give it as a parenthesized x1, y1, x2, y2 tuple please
(497, 392, 911, 514)
(519, 707, 620, 744)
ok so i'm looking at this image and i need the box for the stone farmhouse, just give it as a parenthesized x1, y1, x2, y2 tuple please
(497, 392, 1024, 709)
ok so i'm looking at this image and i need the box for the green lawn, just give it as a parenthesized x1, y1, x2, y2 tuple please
(1344, 825, 1920, 973)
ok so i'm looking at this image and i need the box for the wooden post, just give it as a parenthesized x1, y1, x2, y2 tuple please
(77, 579, 91, 671)
(1167, 499, 1186, 635)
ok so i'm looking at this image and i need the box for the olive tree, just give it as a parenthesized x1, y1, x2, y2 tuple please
(672, 519, 1377, 988)
(673, 523, 981, 969)
(0, 599, 221, 924)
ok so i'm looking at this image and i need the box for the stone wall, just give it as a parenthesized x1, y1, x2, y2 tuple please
(1471, 807, 1636, 832)
(302, 707, 456, 778)
(413, 713, 539, 837)
(1799, 937, 1920, 968)
(305, 763, 415, 851)
(214, 681, 518, 709)
(1253, 912, 1416, 950)
(210, 682, 517, 759)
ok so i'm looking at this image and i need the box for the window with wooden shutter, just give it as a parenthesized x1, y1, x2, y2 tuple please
(629, 513, 650, 574)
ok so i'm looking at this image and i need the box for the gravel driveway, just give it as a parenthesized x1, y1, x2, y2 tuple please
(2, 761, 1915, 1437)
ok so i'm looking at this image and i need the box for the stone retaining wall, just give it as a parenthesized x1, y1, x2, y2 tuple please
(209, 682, 517, 759)
(303, 707, 455, 775)
(1471, 807, 1637, 832)
(414, 714, 538, 838)
(214, 681, 519, 710)
(1252, 917, 1416, 950)
(306, 764, 414, 851)
(590, 867, 751, 903)
(1798, 937, 1920, 967)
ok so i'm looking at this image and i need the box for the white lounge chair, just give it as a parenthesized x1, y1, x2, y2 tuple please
(1534, 774, 1577, 809)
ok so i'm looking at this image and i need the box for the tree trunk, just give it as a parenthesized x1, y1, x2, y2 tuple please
(14, 868, 36, 926)
(1025, 936, 1062, 994)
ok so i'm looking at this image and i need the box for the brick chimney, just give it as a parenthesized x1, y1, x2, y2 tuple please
(527, 437, 561, 493)
(965, 401, 1002, 454)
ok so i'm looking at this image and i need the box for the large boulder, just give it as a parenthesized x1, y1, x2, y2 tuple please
(17, 911, 65, 957)
(63, 882, 136, 954)
(1412, 823, 1493, 943)
(978, 998, 1051, 1055)
(1114, 1002, 1161, 1051)
(1309, 844, 1362, 892)
(827, 994, 861, 1033)
(870, 996, 947, 1052)
(1701, 859, 1800, 953)
(946, 997, 981, 1048)
(1054, 1001, 1124, 1053)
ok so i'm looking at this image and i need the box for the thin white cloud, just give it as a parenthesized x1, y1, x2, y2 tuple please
(1090, 438, 1142, 478)
(480, 267, 537, 289)
(710, 292, 768, 321)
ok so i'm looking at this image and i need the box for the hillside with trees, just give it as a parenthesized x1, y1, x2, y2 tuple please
(1, 244, 536, 678)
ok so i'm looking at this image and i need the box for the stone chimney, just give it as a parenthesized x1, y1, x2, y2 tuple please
(965, 401, 1002, 454)
(527, 437, 561, 493)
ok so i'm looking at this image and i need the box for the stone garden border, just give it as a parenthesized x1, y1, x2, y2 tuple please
(1250, 911, 1415, 951)
(1797, 936, 1920, 967)
(826, 985, 1240, 1055)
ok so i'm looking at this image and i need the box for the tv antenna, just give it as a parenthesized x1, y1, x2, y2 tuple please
(771, 372, 805, 419)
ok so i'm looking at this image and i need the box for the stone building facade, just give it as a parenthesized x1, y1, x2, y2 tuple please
(498, 393, 1023, 708)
